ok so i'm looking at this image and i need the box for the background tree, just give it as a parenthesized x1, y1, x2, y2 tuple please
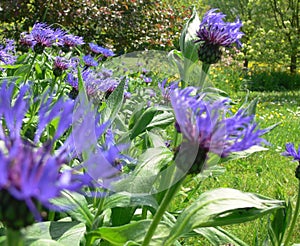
(267, 0, 300, 73)
(203, 0, 299, 72)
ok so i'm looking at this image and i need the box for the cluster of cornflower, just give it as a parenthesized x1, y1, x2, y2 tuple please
(0, 22, 128, 231)
(0, 39, 16, 67)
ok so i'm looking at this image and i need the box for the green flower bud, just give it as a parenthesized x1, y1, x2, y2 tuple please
(198, 43, 222, 64)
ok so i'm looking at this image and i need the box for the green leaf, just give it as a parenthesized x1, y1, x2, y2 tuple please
(179, 7, 200, 63)
(101, 78, 125, 125)
(13, 64, 31, 76)
(0, 64, 24, 69)
(129, 106, 158, 140)
(87, 220, 171, 246)
(77, 67, 88, 103)
(25, 220, 86, 246)
(28, 239, 64, 245)
(34, 62, 43, 79)
(103, 192, 158, 211)
(146, 109, 174, 130)
(165, 188, 283, 244)
(193, 227, 249, 246)
(51, 191, 93, 228)
(111, 207, 136, 226)
(113, 147, 173, 194)
(267, 200, 292, 246)
(222, 145, 269, 162)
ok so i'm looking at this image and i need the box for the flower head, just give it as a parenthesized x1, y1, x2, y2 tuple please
(21, 23, 65, 53)
(66, 68, 120, 101)
(0, 39, 16, 65)
(195, 9, 243, 64)
(170, 87, 266, 173)
(53, 56, 72, 76)
(282, 143, 300, 162)
(158, 79, 179, 103)
(0, 82, 93, 228)
(61, 34, 85, 48)
(89, 43, 115, 57)
(83, 54, 99, 67)
(282, 143, 300, 179)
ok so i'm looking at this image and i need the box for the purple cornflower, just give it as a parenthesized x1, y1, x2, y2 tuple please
(282, 143, 300, 162)
(142, 76, 152, 83)
(53, 56, 71, 76)
(83, 54, 98, 67)
(0, 81, 130, 228)
(195, 9, 243, 64)
(158, 79, 179, 103)
(21, 23, 65, 53)
(61, 34, 85, 48)
(170, 87, 266, 173)
(0, 39, 16, 65)
(0, 82, 90, 228)
(66, 68, 120, 100)
(89, 42, 115, 57)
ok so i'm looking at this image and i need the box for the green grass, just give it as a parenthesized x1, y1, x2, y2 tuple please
(173, 87, 300, 244)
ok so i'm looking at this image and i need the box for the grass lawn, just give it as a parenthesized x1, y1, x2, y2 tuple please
(173, 89, 300, 245)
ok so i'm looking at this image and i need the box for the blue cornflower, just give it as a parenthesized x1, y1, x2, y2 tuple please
(282, 143, 300, 179)
(282, 143, 300, 162)
(83, 54, 99, 67)
(66, 68, 120, 99)
(53, 56, 72, 76)
(0, 81, 130, 228)
(61, 34, 85, 48)
(195, 9, 243, 64)
(21, 23, 65, 53)
(0, 82, 90, 228)
(170, 87, 266, 173)
(0, 39, 16, 65)
(158, 79, 179, 103)
(89, 42, 115, 57)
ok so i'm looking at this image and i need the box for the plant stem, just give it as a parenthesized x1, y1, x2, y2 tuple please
(24, 53, 38, 83)
(6, 228, 24, 246)
(141, 174, 185, 246)
(199, 63, 210, 88)
(284, 180, 300, 246)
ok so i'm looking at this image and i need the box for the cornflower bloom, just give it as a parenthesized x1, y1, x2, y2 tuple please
(20, 22, 65, 54)
(89, 42, 115, 57)
(0, 81, 129, 229)
(0, 39, 16, 65)
(158, 79, 179, 103)
(0, 82, 89, 229)
(66, 68, 120, 101)
(53, 56, 72, 77)
(61, 34, 85, 52)
(83, 54, 98, 67)
(282, 143, 300, 179)
(195, 9, 243, 64)
(170, 87, 266, 174)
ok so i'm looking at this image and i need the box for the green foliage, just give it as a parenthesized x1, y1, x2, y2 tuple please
(0, 0, 191, 53)
(203, 0, 300, 72)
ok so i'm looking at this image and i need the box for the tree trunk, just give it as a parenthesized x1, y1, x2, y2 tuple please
(290, 52, 297, 73)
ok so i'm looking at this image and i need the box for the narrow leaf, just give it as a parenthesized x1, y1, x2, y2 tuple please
(101, 78, 125, 124)
(165, 188, 283, 244)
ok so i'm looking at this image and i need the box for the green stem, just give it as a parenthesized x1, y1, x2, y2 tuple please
(24, 53, 38, 83)
(283, 180, 300, 246)
(141, 175, 185, 246)
(6, 228, 24, 246)
(199, 63, 210, 88)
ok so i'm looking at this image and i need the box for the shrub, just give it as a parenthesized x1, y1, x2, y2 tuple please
(0, 0, 191, 53)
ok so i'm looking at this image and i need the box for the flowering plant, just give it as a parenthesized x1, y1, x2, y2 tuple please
(0, 9, 298, 246)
